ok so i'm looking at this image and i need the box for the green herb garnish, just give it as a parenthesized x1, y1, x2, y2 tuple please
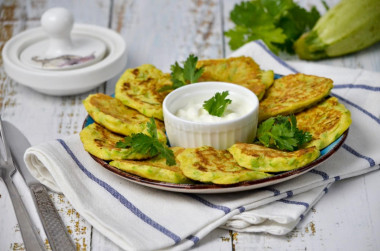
(257, 115, 312, 151)
(202, 91, 232, 117)
(225, 0, 320, 54)
(116, 118, 176, 166)
(159, 54, 204, 91)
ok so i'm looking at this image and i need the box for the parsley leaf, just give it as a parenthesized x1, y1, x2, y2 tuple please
(146, 118, 157, 139)
(116, 118, 176, 166)
(257, 115, 312, 151)
(115, 136, 133, 148)
(159, 54, 204, 91)
(225, 0, 320, 54)
(203, 91, 232, 117)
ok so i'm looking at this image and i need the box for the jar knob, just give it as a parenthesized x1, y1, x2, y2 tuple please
(41, 7, 74, 58)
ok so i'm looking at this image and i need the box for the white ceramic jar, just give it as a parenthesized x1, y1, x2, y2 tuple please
(163, 82, 259, 150)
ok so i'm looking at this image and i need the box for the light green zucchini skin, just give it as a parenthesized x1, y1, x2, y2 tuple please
(294, 0, 380, 60)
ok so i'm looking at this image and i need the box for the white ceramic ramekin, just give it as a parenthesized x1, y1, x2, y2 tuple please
(163, 82, 259, 150)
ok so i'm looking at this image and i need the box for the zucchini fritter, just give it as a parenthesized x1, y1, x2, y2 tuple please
(228, 143, 320, 172)
(83, 93, 166, 143)
(259, 73, 333, 122)
(109, 147, 193, 184)
(177, 146, 272, 184)
(196, 56, 274, 100)
(80, 123, 152, 160)
(115, 64, 172, 120)
(296, 97, 351, 150)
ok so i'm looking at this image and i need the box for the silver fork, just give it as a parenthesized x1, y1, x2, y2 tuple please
(0, 117, 45, 251)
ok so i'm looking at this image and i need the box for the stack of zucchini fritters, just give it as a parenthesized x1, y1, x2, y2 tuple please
(80, 56, 351, 185)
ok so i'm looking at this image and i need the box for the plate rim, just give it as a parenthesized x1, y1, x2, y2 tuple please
(82, 115, 349, 193)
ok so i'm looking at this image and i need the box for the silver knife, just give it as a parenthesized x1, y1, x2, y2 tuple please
(3, 121, 76, 251)
(0, 118, 45, 251)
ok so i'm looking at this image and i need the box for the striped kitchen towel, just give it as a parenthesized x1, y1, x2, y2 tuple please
(24, 41, 380, 251)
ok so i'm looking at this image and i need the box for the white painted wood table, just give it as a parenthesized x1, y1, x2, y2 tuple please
(1, 0, 379, 250)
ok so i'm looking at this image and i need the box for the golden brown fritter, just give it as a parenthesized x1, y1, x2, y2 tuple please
(296, 97, 351, 150)
(83, 93, 167, 143)
(80, 123, 152, 160)
(115, 64, 172, 120)
(177, 146, 272, 184)
(109, 147, 193, 184)
(196, 56, 274, 100)
(259, 73, 333, 121)
(228, 143, 320, 172)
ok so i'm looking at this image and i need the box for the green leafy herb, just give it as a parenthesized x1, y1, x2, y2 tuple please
(159, 54, 204, 91)
(257, 115, 312, 151)
(203, 91, 232, 117)
(225, 0, 320, 54)
(116, 118, 176, 166)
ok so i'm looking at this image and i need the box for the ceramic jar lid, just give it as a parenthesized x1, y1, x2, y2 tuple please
(2, 7, 127, 96)
(21, 8, 107, 70)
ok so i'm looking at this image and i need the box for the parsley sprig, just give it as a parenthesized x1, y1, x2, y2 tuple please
(159, 54, 204, 91)
(116, 118, 176, 166)
(225, 0, 320, 54)
(257, 115, 312, 151)
(203, 91, 232, 117)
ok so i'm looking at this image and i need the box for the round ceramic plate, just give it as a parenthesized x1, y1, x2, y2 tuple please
(82, 115, 348, 194)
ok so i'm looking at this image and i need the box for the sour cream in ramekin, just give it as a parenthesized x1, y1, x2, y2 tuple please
(176, 92, 252, 123)
(163, 82, 259, 150)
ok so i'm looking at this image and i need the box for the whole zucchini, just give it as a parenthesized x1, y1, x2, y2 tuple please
(294, 0, 380, 60)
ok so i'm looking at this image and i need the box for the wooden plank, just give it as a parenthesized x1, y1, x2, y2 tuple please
(111, 0, 224, 72)
(0, 2, 42, 249)
(0, 0, 113, 250)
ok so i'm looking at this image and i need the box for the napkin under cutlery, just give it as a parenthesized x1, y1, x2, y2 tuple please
(24, 41, 380, 251)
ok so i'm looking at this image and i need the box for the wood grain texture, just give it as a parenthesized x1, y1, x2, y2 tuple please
(0, 0, 111, 250)
(111, 0, 224, 71)
(1, 0, 379, 250)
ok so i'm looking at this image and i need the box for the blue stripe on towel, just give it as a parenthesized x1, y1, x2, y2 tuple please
(333, 84, 380, 92)
(332, 93, 380, 124)
(286, 191, 294, 198)
(279, 199, 309, 209)
(187, 194, 231, 214)
(238, 206, 246, 213)
(265, 187, 281, 196)
(254, 40, 298, 73)
(57, 139, 182, 244)
(342, 144, 376, 167)
(309, 169, 329, 180)
(186, 235, 200, 244)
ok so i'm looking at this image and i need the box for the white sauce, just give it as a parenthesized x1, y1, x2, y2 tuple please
(176, 93, 251, 122)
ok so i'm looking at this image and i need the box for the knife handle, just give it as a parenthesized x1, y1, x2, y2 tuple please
(30, 184, 76, 251)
